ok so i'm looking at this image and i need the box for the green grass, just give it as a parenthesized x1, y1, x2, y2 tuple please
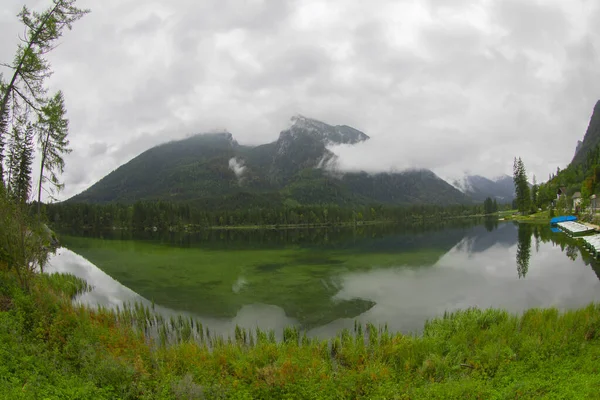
(2, 270, 600, 399)
(503, 210, 552, 224)
(59, 234, 456, 328)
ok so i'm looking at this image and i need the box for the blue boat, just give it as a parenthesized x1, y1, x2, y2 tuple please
(550, 215, 577, 226)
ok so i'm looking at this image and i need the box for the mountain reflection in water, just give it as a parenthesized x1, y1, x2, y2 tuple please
(48, 221, 600, 338)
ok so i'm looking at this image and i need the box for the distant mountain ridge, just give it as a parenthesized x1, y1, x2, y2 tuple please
(69, 116, 481, 207)
(445, 174, 515, 202)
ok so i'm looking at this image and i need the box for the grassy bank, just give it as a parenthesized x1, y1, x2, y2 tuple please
(2, 271, 600, 398)
(501, 210, 552, 224)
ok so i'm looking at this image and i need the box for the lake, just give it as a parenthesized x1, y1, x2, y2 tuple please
(47, 220, 600, 339)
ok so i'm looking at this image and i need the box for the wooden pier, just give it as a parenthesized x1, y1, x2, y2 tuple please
(556, 221, 596, 237)
(581, 234, 600, 257)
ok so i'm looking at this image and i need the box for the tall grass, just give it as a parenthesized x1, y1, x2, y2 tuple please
(2, 270, 600, 398)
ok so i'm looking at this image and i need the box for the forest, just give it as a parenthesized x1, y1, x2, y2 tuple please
(534, 142, 600, 211)
(46, 201, 491, 231)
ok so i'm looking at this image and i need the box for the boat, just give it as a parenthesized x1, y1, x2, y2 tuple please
(550, 215, 577, 226)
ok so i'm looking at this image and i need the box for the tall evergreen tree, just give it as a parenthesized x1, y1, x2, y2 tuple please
(0, 78, 6, 184)
(5, 123, 23, 192)
(483, 197, 494, 215)
(36, 91, 70, 213)
(0, 121, 4, 181)
(10, 124, 34, 204)
(531, 175, 538, 210)
(513, 157, 531, 214)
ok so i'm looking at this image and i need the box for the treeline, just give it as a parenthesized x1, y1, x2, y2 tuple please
(1, 1, 88, 288)
(510, 156, 562, 215)
(46, 201, 488, 231)
(533, 143, 600, 211)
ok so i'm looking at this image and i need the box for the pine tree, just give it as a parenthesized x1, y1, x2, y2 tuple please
(36, 91, 70, 213)
(0, 122, 4, 181)
(10, 124, 34, 204)
(513, 157, 531, 214)
(0, 78, 6, 183)
(0, 0, 88, 186)
(531, 175, 538, 211)
(483, 197, 494, 215)
(5, 124, 23, 192)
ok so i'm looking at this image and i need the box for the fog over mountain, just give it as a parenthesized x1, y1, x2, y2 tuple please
(2, 0, 599, 200)
(69, 116, 473, 206)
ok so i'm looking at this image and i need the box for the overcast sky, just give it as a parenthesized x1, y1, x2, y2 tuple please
(2, 0, 600, 200)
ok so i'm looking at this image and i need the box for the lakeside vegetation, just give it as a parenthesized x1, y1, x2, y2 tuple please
(2, 269, 600, 398)
(501, 210, 552, 224)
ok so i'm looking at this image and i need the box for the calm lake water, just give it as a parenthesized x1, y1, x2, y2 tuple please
(47, 220, 600, 338)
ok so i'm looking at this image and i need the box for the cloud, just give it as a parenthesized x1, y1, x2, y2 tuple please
(228, 157, 246, 180)
(88, 142, 108, 157)
(1, 0, 599, 200)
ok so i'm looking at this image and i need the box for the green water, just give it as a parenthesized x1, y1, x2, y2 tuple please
(49, 220, 600, 337)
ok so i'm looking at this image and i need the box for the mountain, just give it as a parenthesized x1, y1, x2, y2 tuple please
(571, 100, 600, 166)
(69, 116, 470, 207)
(574, 140, 584, 158)
(446, 174, 515, 203)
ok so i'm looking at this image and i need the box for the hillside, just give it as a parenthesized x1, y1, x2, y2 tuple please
(69, 116, 470, 206)
(572, 100, 600, 166)
(532, 100, 600, 208)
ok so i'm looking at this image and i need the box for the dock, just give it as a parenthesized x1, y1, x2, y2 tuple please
(550, 216, 600, 257)
(581, 234, 600, 257)
(555, 221, 596, 237)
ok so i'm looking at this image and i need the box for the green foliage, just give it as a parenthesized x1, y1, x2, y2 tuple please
(36, 91, 71, 208)
(482, 197, 498, 215)
(513, 157, 530, 214)
(8, 123, 34, 204)
(537, 116, 600, 210)
(572, 100, 600, 168)
(531, 175, 538, 213)
(2, 270, 600, 398)
(48, 200, 485, 231)
(0, 192, 52, 288)
(0, 0, 88, 189)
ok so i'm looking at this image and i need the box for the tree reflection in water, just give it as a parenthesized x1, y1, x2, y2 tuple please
(516, 224, 532, 278)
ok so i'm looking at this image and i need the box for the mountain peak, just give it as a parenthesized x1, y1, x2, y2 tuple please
(442, 174, 515, 202)
(492, 174, 512, 182)
(282, 115, 370, 145)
